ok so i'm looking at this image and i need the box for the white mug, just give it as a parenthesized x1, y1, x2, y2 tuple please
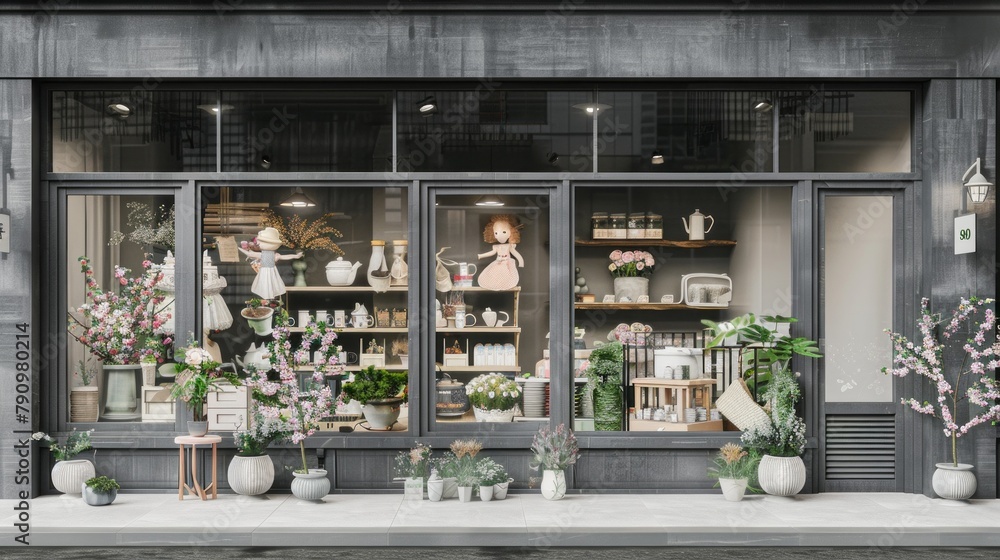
(285, 317, 296, 327)
(297, 310, 312, 326)
(315, 310, 329, 324)
(455, 311, 476, 329)
(458, 262, 477, 277)
(351, 315, 375, 329)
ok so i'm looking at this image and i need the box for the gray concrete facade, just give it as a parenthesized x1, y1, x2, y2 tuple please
(0, 2, 997, 499)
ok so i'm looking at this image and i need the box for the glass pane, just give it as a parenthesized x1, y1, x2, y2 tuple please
(432, 193, 550, 426)
(200, 185, 410, 433)
(51, 91, 217, 172)
(397, 91, 593, 172)
(596, 91, 775, 173)
(221, 91, 393, 172)
(779, 91, 912, 172)
(823, 195, 894, 403)
(65, 194, 177, 423)
(572, 186, 791, 431)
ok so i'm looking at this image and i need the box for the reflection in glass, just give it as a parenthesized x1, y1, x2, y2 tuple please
(221, 91, 393, 172)
(397, 91, 593, 172)
(65, 195, 176, 423)
(51, 91, 217, 172)
(432, 194, 550, 425)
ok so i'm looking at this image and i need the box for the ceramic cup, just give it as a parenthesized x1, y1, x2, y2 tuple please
(297, 310, 312, 326)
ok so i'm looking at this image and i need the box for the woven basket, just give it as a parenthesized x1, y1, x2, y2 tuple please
(715, 378, 771, 432)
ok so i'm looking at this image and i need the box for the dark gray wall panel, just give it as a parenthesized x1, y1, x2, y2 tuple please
(1, 12, 1000, 79)
(0, 79, 33, 500)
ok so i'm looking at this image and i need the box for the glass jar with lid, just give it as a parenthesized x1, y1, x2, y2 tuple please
(645, 213, 663, 239)
(591, 212, 609, 239)
(627, 212, 646, 239)
(609, 213, 627, 239)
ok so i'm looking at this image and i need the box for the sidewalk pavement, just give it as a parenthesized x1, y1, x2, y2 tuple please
(1, 492, 999, 547)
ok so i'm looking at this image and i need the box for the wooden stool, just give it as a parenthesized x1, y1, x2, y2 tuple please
(174, 435, 221, 500)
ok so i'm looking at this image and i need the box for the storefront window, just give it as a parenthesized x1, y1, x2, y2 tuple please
(51, 90, 217, 172)
(596, 91, 776, 173)
(397, 90, 593, 172)
(779, 90, 912, 173)
(65, 194, 178, 423)
(200, 185, 410, 433)
(572, 185, 792, 432)
(431, 192, 551, 427)
(220, 91, 393, 172)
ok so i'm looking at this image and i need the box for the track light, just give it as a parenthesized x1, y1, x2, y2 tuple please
(572, 103, 611, 114)
(260, 154, 272, 170)
(280, 186, 317, 208)
(547, 152, 559, 165)
(752, 99, 773, 113)
(651, 150, 664, 165)
(417, 96, 438, 116)
(475, 195, 505, 207)
(106, 102, 132, 118)
(197, 103, 235, 115)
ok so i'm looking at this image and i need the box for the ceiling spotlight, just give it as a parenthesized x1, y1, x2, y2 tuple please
(475, 195, 505, 207)
(651, 150, 664, 165)
(752, 99, 774, 113)
(260, 154, 272, 170)
(106, 102, 132, 118)
(547, 152, 559, 165)
(572, 103, 612, 114)
(197, 103, 235, 115)
(280, 186, 317, 208)
(417, 96, 438, 116)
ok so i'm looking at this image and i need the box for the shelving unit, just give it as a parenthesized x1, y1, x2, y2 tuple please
(575, 239, 737, 249)
(574, 302, 727, 311)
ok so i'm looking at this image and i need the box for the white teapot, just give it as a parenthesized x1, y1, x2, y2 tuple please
(326, 257, 363, 286)
(682, 209, 715, 241)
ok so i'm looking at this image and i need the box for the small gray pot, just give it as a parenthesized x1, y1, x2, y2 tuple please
(81, 484, 117, 506)
(187, 421, 209, 437)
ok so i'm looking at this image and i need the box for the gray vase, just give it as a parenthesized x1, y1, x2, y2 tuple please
(81, 484, 117, 506)
(362, 399, 402, 430)
(291, 469, 330, 501)
(187, 421, 209, 437)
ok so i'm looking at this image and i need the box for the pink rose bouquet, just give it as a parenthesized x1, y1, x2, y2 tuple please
(608, 249, 655, 278)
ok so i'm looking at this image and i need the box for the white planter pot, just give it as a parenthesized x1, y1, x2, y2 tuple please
(427, 478, 444, 502)
(242, 308, 274, 336)
(442, 477, 458, 499)
(457, 486, 474, 502)
(613, 277, 649, 302)
(719, 478, 748, 502)
(541, 469, 566, 501)
(187, 421, 209, 437)
(404, 476, 424, 500)
(493, 479, 512, 500)
(473, 407, 516, 423)
(101, 363, 141, 420)
(51, 460, 95, 495)
(758, 455, 806, 497)
(228, 455, 275, 496)
(291, 469, 330, 501)
(361, 400, 402, 430)
(479, 485, 494, 502)
(932, 463, 977, 500)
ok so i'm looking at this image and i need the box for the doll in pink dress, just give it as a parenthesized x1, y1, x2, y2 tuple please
(238, 227, 303, 300)
(477, 215, 524, 290)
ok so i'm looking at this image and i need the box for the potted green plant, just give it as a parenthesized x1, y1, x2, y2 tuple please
(82, 476, 120, 506)
(475, 457, 508, 502)
(450, 439, 482, 503)
(341, 366, 408, 430)
(584, 342, 624, 431)
(32, 429, 95, 495)
(432, 452, 460, 500)
(171, 340, 231, 436)
(465, 373, 520, 422)
(707, 443, 760, 502)
(740, 367, 808, 496)
(69, 359, 99, 423)
(884, 297, 1000, 500)
(529, 424, 579, 501)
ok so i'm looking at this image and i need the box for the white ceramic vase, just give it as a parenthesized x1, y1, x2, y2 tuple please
(719, 478, 748, 502)
(473, 407, 516, 423)
(541, 469, 566, 501)
(51, 459, 95, 495)
(493, 479, 512, 500)
(291, 469, 330, 501)
(613, 277, 649, 302)
(758, 455, 806, 497)
(932, 463, 977, 500)
(442, 477, 458, 499)
(427, 478, 444, 502)
(228, 455, 275, 496)
(362, 400, 402, 430)
(479, 485, 494, 502)
(457, 486, 474, 502)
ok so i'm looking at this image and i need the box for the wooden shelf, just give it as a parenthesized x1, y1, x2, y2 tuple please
(297, 365, 408, 372)
(436, 327, 521, 333)
(628, 418, 724, 432)
(575, 239, 736, 248)
(440, 286, 521, 293)
(434, 365, 522, 373)
(287, 327, 408, 333)
(284, 286, 408, 293)
(574, 302, 728, 311)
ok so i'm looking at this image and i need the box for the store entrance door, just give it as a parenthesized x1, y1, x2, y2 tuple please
(817, 188, 904, 492)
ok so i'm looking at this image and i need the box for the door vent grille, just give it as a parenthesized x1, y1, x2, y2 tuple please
(825, 414, 895, 480)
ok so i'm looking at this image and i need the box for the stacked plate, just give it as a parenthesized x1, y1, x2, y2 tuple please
(684, 408, 697, 423)
(522, 380, 548, 418)
(696, 407, 708, 422)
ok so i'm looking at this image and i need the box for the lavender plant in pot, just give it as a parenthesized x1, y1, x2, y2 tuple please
(529, 424, 579, 501)
(884, 297, 1000, 500)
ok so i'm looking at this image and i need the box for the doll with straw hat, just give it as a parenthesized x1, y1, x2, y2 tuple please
(238, 227, 303, 300)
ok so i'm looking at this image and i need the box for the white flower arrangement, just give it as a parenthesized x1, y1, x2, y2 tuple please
(465, 373, 520, 412)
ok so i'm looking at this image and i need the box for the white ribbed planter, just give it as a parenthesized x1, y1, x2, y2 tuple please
(291, 469, 330, 501)
(719, 478, 748, 502)
(932, 463, 977, 500)
(758, 455, 806, 497)
(51, 460, 95, 495)
(228, 455, 275, 496)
